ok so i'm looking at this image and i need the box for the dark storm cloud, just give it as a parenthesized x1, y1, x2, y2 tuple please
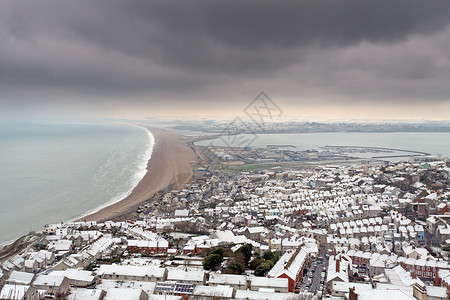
(1, 0, 450, 112)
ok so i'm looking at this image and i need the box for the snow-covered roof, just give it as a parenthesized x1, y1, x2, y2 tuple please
(235, 290, 295, 299)
(96, 265, 165, 279)
(208, 273, 246, 286)
(250, 276, 288, 289)
(103, 288, 146, 300)
(356, 289, 415, 300)
(7, 271, 34, 285)
(193, 285, 233, 298)
(166, 269, 204, 282)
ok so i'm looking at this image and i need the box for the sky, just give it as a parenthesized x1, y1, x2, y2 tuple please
(1, 0, 450, 121)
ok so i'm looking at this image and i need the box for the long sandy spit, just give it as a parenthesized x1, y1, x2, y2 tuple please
(81, 128, 197, 222)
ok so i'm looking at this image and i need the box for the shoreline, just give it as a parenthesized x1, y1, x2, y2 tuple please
(71, 125, 155, 221)
(80, 127, 197, 222)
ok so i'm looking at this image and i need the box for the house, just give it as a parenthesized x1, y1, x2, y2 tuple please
(182, 243, 196, 255)
(103, 288, 148, 300)
(235, 289, 295, 299)
(384, 265, 424, 288)
(426, 216, 450, 234)
(68, 288, 106, 300)
(403, 246, 428, 259)
(166, 269, 205, 285)
(347, 288, 415, 300)
(174, 209, 190, 218)
(192, 285, 234, 299)
(52, 255, 83, 271)
(250, 276, 289, 293)
(425, 286, 447, 300)
(437, 269, 450, 295)
(327, 255, 351, 287)
(331, 281, 372, 298)
(437, 226, 450, 245)
(6, 271, 35, 286)
(369, 257, 386, 276)
(28, 250, 55, 269)
(210, 230, 247, 245)
(207, 273, 247, 291)
(2, 256, 25, 273)
(415, 225, 426, 244)
(96, 279, 156, 297)
(127, 239, 169, 254)
(32, 274, 71, 295)
(23, 260, 39, 273)
(0, 284, 38, 300)
(267, 246, 309, 292)
(154, 282, 194, 297)
(244, 227, 266, 241)
(47, 239, 73, 258)
(50, 269, 96, 287)
(96, 265, 166, 282)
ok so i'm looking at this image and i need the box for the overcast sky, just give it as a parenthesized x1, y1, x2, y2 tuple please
(1, 0, 450, 121)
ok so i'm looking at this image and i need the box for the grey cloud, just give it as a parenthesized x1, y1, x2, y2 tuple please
(1, 0, 450, 113)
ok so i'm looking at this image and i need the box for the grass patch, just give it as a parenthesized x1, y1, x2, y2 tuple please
(216, 163, 270, 175)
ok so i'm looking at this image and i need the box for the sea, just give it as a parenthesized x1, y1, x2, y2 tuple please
(0, 121, 154, 244)
(195, 132, 450, 157)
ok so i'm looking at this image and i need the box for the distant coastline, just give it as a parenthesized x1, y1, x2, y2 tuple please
(194, 132, 450, 158)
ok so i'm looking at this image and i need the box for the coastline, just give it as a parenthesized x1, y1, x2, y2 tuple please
(81, 127, 197, 222)
(71, 124, 155, 221)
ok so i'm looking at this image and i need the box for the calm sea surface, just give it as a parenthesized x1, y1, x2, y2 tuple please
(196, 132, 450, 157)
(0, 122, 153, 243)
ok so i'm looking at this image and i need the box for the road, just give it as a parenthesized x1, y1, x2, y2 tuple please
(425, 230, 440, 247)
(298, 258, 327, 298)
(309, 261, 324, 294)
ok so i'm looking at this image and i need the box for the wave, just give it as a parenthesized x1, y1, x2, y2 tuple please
(72, 124, 155, 221)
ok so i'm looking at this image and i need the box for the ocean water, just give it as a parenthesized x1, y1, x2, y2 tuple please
(0, 122, 154, 244)
(196, 132, 450, 157)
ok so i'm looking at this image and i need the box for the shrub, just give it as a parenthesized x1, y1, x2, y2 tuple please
(203, 253, 223, 271)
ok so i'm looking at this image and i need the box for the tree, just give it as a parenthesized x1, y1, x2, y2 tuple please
(254, 261, 272, 276)
(203, 254, 223, 271)
(255, 264, 267, 277)
(236, 243, 253, 265)
(263, 250, 274, 261)
(225, 263, 243, 274)
(249, 258, 262, 270)
(273, 251, 280, 263)
(210, 248, 224, 258)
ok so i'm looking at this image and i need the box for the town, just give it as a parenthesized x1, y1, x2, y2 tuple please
(1, 154, 450, 300)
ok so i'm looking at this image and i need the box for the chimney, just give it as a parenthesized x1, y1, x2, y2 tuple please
(336, 259, 340, 273)
(349, 287, 358, 300)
